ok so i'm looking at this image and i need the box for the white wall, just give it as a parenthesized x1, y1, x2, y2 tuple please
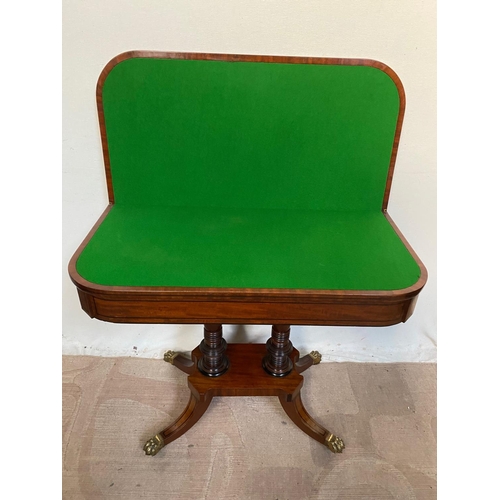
(62, 0, 436, 362)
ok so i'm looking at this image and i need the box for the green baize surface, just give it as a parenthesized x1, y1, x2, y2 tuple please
(76, 58, 420, 290)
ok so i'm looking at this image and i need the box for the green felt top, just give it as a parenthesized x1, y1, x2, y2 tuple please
(102, 58, 400, 211)
(76, 206, 420, 290)
(76, 56, 420, 290)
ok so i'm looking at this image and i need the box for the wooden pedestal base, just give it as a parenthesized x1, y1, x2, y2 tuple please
(144, 341, 345, 456)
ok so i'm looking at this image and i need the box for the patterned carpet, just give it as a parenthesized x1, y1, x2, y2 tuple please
(62, 355, 436, 499)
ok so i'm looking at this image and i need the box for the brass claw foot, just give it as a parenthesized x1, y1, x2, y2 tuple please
(309, 351, 322, 364)
(164, 350, 179, 364)
(143, 434, 164, 456)
(325, 433, 345, 453)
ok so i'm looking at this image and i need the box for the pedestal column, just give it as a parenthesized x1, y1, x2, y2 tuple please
(262, 324, 294, 377)
(197, 323, 230, 377)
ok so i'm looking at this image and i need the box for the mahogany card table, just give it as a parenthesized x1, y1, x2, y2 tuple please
(69, 52, 427, 456)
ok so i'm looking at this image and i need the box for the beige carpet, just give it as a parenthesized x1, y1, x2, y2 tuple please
(62, 355, 436, 499)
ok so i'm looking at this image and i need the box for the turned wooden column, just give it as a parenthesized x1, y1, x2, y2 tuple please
(263, 324, 294, 377)
(198, 324, 230, 377)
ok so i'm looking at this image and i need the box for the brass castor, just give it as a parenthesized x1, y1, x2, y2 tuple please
(309, 351, 322, 364)
(143, 434, 164, 456)
(325, 433, 345, 453)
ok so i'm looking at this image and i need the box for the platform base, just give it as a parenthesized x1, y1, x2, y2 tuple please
(145, 342, 344, 456)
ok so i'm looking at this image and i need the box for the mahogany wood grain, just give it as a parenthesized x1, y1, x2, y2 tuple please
(187, 343, 303, 399)
(158, 393, 213, 447)
(170, 354, 195, 375)
(294, 354, 315, 374)
(75, 292, 416, 326)
(278, 392, 331, 445)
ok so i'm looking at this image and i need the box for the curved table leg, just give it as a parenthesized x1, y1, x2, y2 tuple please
(294, 350, 322, 374)
(164, 350, 195, 374)
(144, 393, 213, 456)
(278, 392, 345, 453)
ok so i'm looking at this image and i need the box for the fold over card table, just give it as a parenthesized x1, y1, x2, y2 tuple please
(69, 52, 427, 456)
